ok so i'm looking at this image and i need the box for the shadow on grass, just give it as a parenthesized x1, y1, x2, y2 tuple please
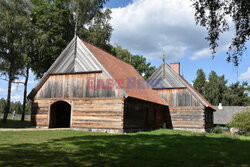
(0, 132, 249, 167)
(0, 119, 32, 128)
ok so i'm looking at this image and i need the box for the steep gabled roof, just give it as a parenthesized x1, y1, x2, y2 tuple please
(28, 36, 167, 106)
(148, 63, 215, 110)
(82, 40, 166, 106)
(148, 63, 186, 89)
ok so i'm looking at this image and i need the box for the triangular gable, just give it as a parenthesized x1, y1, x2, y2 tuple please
(28, 36, 127, 99)
(147, 63, 186, 89)
(148, 63, 215, 110)
(51, 37, 102, 74)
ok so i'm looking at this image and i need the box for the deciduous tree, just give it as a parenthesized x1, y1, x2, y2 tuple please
(0, 0, 29, 122)
(192, 0, 249, 66)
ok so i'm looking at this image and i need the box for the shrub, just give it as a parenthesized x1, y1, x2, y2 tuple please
(213, 125, 223, 134)
(228, 110, 250, 136)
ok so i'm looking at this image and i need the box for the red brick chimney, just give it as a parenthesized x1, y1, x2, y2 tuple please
(170, 62, 180, 75)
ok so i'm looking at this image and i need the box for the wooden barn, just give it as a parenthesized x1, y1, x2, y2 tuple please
(148, 62, 215, 132)
(28, 36, 169, 133)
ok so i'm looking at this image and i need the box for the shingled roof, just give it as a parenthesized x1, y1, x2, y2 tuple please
(28, 36, 167, 106)
(148, 62, 215, 110)
(213, 106, 250, 125)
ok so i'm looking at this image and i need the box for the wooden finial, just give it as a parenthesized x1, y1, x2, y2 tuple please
(163, 50, 165, 64)
(163, 50, 166, 77)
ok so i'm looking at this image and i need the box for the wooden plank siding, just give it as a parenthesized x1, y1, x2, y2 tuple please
(154, 88, 215, 132)
(71, 98, 124, 130)
(31, 99, 50, 127)
(155, 88, 201, 107)
(35, 73, 123, 99)
(169, 106, 206, 132)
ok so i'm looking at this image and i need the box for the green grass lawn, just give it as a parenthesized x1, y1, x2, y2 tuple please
(0, 118, 32, 129)
(0, 129, 249, 167)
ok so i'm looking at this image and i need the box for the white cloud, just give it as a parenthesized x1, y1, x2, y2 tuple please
(11, 95, 22, 102)
(239, 67, 250, 80)
(110, 0, 233, 61)
(11, 84, 22, 92)
(190, 44, 229, 60)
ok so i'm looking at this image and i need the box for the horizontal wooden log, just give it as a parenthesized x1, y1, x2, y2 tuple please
(31, 114, 48, 119)
(73, 110, 122, 115)
(34, 122, 48, 126)
(172, 121, 204, 126)
(173, 125, 204, 128)
(73, 99, 123, 105)
(74, 105, 122, 110)
(172, 118, 204, 122)
(73, 108, 122, 112)
(73, 112, 122, 117)
(72, 123, 122, 129)
(72, 120, 122, 124)
(73, 116, 122, 121)
(171, 115, 203, 119)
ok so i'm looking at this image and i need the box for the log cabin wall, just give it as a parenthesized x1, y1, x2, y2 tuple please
(169, 106, 205, 132)
(71, 98, 124, 133)
(123, 97, 169, 132)
(31, 98, 124, 133)
(31, 72, 125, 133)
(31, 99, 50, 127)
(155, 88, 210, 132)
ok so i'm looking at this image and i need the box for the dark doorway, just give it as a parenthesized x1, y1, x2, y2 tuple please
(49, 101, 71, 128)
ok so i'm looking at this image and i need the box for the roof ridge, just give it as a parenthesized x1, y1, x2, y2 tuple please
(80, 39, 134, 67)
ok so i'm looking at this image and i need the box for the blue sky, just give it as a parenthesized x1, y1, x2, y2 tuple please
(0, 0, 249, 102)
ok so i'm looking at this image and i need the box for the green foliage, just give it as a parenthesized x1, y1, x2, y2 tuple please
(111, 44, 156, 79)
(205, 71, 228, 106)
(0, 98, 6, 113)
(0, 0, 28, 79)
(213, 125, 223, 134)
(193, 69, 249, 106)
(0, 0, 31, 121)
(0, 98, 31, 114)
(228, 110, 250, 135)
(192, 0, 250, 66)
(30, 0, 112, 78)
(224, 82, 250, 106)
(193, 69, 206, 97)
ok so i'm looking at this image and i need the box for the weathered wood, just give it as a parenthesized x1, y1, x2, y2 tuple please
(155, 89, 201, 107)
(71, 98, 124, 129)
(167, 106, 206, 130)
(35, 73, 123, 99)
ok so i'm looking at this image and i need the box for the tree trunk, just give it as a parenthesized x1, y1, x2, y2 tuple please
(21, 67, 29, 122)
(2, 73, 12, 123)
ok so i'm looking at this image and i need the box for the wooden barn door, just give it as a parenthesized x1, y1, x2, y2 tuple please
(49, 101, 71, 128)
